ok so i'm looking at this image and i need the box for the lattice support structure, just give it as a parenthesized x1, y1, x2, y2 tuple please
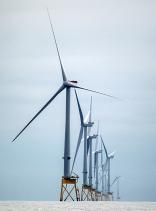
(90, 188, 96, 201)
(101, 192, 108, 201)
(95, 191, 102, 201)
(81, 185, 95, 201)
(60, 176, 80, 201)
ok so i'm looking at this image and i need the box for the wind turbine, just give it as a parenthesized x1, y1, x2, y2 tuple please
(71, 90, 94, 186)
(12, 9, 116, 182)
(100, 136, 115, 194)
(85, 99, 100, 201)
(99, 135, 108, 195)
(111, 176, 121, 200)
(87, 100, 98, 188)
(116, 176, 121, 200)
(71, 92, 98, 201)
(97, 135, 107, 199)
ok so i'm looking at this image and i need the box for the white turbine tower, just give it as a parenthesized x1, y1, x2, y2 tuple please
(100, 134, 105, 197)
(94, 149, 102, 191)
(88, 133, 97, 187)
(94, 122, 99, 177)
(12, 9, 117, 200)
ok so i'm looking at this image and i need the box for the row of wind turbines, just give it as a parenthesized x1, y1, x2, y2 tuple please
(12, 9, 121, 201)
(71, 90, 121, 201)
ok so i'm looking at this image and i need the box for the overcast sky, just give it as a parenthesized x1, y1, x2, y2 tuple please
(0, 0, 156, 201)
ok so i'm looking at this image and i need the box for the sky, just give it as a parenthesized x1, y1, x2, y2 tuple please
(0, 0, 156, 201)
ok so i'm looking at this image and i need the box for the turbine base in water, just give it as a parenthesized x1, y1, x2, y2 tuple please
(60, 176, 80, 201)
(95, 190, 102, 201)
(81, 185, 95, 201)
(101, 192, 113, 201)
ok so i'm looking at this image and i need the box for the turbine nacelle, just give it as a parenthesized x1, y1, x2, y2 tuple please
(63, 80, 78, 88)
(89, 134, 98, 139)
(108, 151, 116, 159)
(109, 155, 114, 159)
(70, 80, 78, 84)
(95, 149, 102, 154)
(84, 121, 94, 127)
(88, 121, 94, 127)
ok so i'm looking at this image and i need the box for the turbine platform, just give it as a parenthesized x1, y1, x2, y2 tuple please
(102, 192, 113, 201)
(95, 190, 102, 201)
(81, 185, 95, 201)
(60, 176, 80, 201)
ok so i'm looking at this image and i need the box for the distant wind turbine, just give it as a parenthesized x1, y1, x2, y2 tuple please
(111, 176, 121, 200)
(87, 99, 98, 188)
(94, 122, 99, 177)
(71, 90, 93, 185)
(100, 136, 115, 193)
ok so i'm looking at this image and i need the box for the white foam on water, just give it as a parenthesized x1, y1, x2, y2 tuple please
(0, 201, 156, 211)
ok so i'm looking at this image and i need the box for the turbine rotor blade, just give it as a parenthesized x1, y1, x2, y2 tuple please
(74, 85, 118, 99)
(100, 135, 108, 158)
(102, 159, 108, 172)
(74, 89, 84, 125)
(84, 111, 90, 124)
(12, 85, 65, 142)
(111, 176, 120, 187)
(108, 150, 116, 158)
(71, 126, 83, 174)
(47, 8, 67, 82)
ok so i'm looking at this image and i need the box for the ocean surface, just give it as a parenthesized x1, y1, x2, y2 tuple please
(0, 201, 156, 211)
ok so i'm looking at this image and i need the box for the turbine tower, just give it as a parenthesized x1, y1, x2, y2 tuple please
(94, 149, 102, 192)
(100, 133, 105, 200)
(12, 9, 116, 201)
(88, 134, 97, 187)
(94, 122, 99, 176)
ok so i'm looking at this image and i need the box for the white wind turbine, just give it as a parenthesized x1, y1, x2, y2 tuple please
(86, 99, 98, 188)
(111, 176, 121, 200)
(71, 90, 94, 185)
(100, 136, 115, 193)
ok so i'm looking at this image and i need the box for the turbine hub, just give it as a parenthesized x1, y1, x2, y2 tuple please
(92, 134, 98, 139)
(64, 81, 78, 87)
(88, 122, 94, 127)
